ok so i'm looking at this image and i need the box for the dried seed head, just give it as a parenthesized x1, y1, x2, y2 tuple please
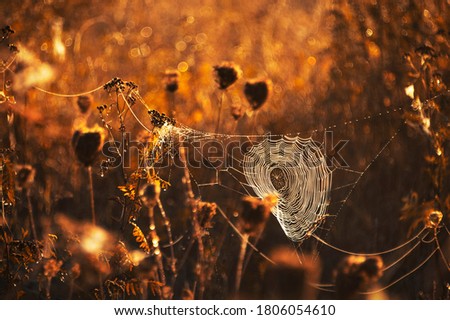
(0, 91, 6, 104)
(77, 95, 93, 114)
(44, 259, 63, 279)
(431, 72, 447, 94)
(426, 209, 443, 228)
(164, 69, 180, 93)
(181, 289, 194, 300)
(70, 263, 81, 279)
(148, 109, 176, 127)
(213, 62, 242, 90)
(71, 126, 105, 167)
(262, 247, 320, 299)
(139, 182, 161, 208)
(196, 201, 217, 229)
(358, 256, 384, 281)
(239, 195, 275, 235)
(14, 164, 35, 190)
(9, 44, 19, 53)
(110, 241, 134, 272)
(231, 103, 243, 120)
(415, 45, 436, 60)
(162, 286, 173, 299)
(244, 79, 272, 110)
(334, 255, 384, 299)
(2, 25, 14, 35)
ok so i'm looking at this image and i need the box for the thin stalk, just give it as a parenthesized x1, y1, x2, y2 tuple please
(206, 223, 229, 284)
(142, 280, 148, 300)
(68, 279, 74, 299)
(157, 199, 176, 275)
(242, 228, 264, 274)
(180, 146, 194, 199)
(234, 233, 249, 299)
(232, 119, 239, 134)
(167, 92, 176, 118)
(87, 166, 96, 225)
(215, 91, 225, 134)
(251, 110, 259, 134)
(148, 206, 166, 285)
(2, 229, 12, 291)
(26, 189, 37, 240)
(87, 166, 104, 299)
(117, 93, 128, 184)
(179, 143, 205, 297)
(46, 277, 52, 299)
(98, 273, 105, 300)
(192, 213, 205, 299)
(119, 202, 127, 240)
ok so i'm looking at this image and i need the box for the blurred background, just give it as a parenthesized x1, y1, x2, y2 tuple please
(0, 0, 449, 299)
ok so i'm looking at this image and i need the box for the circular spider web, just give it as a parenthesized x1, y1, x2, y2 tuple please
(242, 136, 332, 242)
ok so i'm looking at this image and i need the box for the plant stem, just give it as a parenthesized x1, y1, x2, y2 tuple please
(157, 199, 176, 276)
(192, 213, 205, 299)
(87, 165, 105, 300)
(148, 206, 166, 286)
(98, 273, 105, 300)
(215, 91, 225, 134)
(26, 189, 37, 240)
(46, 277, 52, 299)
(242, 228, 264, 275)
(234, 233, 249, 299)
(179, 143, 205, 297)
(252, 110, 259, 134)
(167, 92, 176, 118)
(87, 166, 96, 225)
(68, 279, 74, 299)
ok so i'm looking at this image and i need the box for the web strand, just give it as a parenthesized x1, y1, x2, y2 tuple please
(33, 84, 104, 97)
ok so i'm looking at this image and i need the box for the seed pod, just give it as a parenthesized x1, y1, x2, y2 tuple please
(231, 104, 242, 120)
(139, 182, 161, 208)
(262, 247, 320, 299)
(244, 79, 272, 110)
(415, 45, 436, 62)
(181, 288, 194, 300)
(70, 263, 81, 280)
(71, 127, 104, 167)
(334, 255, 384, 299)
(0, 91, 6, 104)
(44, 259, 63, 279)
(14, 164, 35, 190)
(164, 69, 180, 93)
(239, 195, 275, 235)
(431, 72, 446, 94)
(195, 201, 217, 229)
(77, 95, 93, 114)
(425, 209, 442, 228)
(213, 62, 242, 90)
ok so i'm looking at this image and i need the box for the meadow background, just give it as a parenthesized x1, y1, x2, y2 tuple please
(0, 0, 449, 299)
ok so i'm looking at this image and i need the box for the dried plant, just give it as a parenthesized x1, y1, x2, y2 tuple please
(77, 95, 93, 114)
(234, 195, 275, 298)
(334, 255, 384, 299)
(244, 79, 272, 111)
(213, 62, 242, 133)
(213, 62, 242, 90)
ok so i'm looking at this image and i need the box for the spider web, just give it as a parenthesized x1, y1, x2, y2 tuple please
(135, 95, 406, 246)
(34, 81, 450, 295)
(124, 87, 449, 295)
